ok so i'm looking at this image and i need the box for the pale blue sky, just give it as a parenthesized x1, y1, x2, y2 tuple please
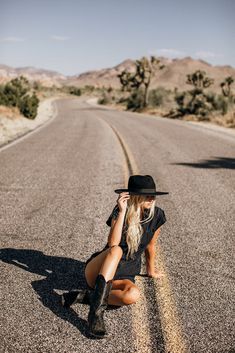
(0, 0, 234, 76)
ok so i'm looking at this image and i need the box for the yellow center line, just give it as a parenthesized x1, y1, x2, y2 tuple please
(154, 243, 189, 353)
(111, 124, 153, 352)
(110, 124, 189, 353)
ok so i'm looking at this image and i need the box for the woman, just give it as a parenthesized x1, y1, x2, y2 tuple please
(62, 175, 168, 338)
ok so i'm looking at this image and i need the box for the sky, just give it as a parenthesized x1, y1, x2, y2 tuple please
(0, 0, 234, 76)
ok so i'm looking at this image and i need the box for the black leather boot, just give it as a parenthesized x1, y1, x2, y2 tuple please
(87, 273, 113, 338)
(61, 289, 93, 308)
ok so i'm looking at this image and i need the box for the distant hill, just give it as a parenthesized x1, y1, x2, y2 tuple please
(67, 57, 235, 94)
(0, 57, 234, 93)
(0, 64, 66, 87)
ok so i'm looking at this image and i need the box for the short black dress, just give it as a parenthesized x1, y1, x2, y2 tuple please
(85, 204, 167, 285)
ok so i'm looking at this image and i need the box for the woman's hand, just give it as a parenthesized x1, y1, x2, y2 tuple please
(117, 192, 130, 213)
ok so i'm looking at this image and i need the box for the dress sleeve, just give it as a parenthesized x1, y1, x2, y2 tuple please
(106, 205, 120, 227)
(151, 207, 167, 233)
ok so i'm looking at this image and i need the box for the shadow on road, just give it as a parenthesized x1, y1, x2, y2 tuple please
(171, 156, 235, 170)
(0, 248, 119, 339)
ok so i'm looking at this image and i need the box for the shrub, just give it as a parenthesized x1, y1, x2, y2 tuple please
(83, 85, 95, 93)
(68, 86, 81, 96)
(173, 89, 214, 120)
(33, 81, 42, 91)
(126, 89, 145, 111)
(19, 93, 39, 119)
(3, 76, 30, 107)
(98, 93, 111, 105)
(0, 85, 8, 105)
(205, 92, 235, 115)
(215, 95, 228, 115)
(148, 87, 168, 107)
(0, 76, 40, 119)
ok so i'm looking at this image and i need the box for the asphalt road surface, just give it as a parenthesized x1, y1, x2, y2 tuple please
(0, 97, 234, 353)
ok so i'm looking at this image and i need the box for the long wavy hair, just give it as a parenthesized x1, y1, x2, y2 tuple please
(123, 195, 156, 260)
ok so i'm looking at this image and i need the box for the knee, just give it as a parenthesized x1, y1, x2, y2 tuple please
(108, 245, 123, 258)
(122, 287, 140, 305)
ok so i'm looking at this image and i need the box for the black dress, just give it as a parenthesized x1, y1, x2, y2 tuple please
(85, 204, 167, 285)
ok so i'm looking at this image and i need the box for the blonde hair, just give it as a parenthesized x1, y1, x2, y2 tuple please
(123, 195, 156, 260)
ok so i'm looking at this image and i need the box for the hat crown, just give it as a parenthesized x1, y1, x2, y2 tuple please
(128, 175, 156, 190)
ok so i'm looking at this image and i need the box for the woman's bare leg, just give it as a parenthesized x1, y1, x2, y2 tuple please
(98, 245, 123, 281)
(107, 279, 140, 306)
(85, 245, 123, 284)
(85, 247, 140, 306)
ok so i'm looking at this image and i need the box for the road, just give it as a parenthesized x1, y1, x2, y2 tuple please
(0, 97, 234, 353)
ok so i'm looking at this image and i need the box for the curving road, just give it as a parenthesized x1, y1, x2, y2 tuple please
(0, 97, 234, 353)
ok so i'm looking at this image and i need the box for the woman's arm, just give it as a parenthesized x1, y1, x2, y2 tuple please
(145, 245, 156, 275)
(145, 227, 165, 278)
(107, 210, 126, 247)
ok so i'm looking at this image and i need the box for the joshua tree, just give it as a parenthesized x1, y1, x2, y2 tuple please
(220, 76, 234, 97)
(117, 71, 134, 92)
(118, 56, 165, 108)
(167, 70, 215, 120)
(186, 70, 214, 90)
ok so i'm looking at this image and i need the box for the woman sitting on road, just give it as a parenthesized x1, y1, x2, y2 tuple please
(61, 174, 168, 338)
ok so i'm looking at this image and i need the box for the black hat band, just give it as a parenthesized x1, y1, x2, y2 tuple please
(129, 188, 156, 193)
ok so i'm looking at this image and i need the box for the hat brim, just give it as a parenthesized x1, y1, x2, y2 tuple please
(114, 188, 169, 196)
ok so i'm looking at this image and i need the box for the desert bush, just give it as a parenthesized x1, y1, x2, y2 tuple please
(2, 76, 30, 107)
(126, 89, 145, 111)
(173, 88, 214, 120)
(170, 87, 235, 122)
(83, 85, 95, 93)
(0, 76, 40, 119)
(205, 91, 218, 109)
(59, 85, 81, 96)
(148, 87, 169, 107)
(212, 94, 229, 115)
(33, 81, 43, 91)
(98, 93, 112, 105)
(67, 86, 81, 96)
(19, 92, 39, 119)
(169, 71, 235, 122)
(0, 85, 8, 105)
(205, 91, 235, 115)
(217, 94, 234, 115)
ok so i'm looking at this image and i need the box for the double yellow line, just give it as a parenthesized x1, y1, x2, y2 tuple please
(110, 124, 189, 353)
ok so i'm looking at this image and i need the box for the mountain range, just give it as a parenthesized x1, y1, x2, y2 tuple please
(0, 56, 234, 93)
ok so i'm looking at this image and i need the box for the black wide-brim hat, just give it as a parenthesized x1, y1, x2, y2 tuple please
(114, 175, 169, 196)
